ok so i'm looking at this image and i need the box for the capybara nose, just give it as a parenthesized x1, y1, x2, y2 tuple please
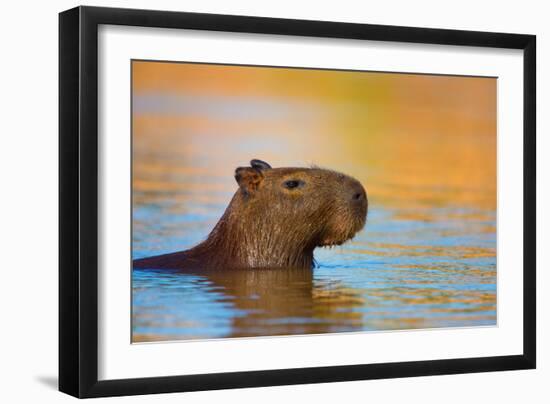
(350, 183, 366, 203)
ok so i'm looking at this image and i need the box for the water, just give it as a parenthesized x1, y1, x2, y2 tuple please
(132, 195, 496, 342)
(131, 61, 496, 342)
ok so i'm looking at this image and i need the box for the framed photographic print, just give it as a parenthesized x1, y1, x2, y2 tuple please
(59, 6, 536, 398)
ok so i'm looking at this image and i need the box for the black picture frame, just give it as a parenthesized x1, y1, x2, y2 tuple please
(59, 5, 536, 398)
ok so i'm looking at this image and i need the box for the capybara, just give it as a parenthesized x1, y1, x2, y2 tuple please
(133, 159, 368, 270)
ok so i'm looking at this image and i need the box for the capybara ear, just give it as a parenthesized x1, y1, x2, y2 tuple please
(235, 167, 264, 195)
(250, 159, 272, 170)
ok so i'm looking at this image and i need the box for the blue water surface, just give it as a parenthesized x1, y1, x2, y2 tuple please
(132, 197, 496, 342)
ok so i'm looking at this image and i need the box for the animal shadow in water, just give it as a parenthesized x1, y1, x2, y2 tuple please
(155, 266, 366, 339)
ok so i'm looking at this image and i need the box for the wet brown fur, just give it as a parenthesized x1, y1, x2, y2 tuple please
(133, 160, 368, 270)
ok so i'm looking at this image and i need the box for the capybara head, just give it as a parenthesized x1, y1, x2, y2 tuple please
(204, 159, 368, 269)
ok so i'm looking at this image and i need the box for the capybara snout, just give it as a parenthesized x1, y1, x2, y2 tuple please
(133, 159, 368, 270)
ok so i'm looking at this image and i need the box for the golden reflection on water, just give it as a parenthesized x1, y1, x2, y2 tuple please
(131, 61, 497, 342)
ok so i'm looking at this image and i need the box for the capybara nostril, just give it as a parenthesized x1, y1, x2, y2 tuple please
(350, 183, 366, 203)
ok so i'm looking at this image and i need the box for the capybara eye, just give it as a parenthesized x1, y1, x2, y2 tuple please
(283, 180, 303, 189)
